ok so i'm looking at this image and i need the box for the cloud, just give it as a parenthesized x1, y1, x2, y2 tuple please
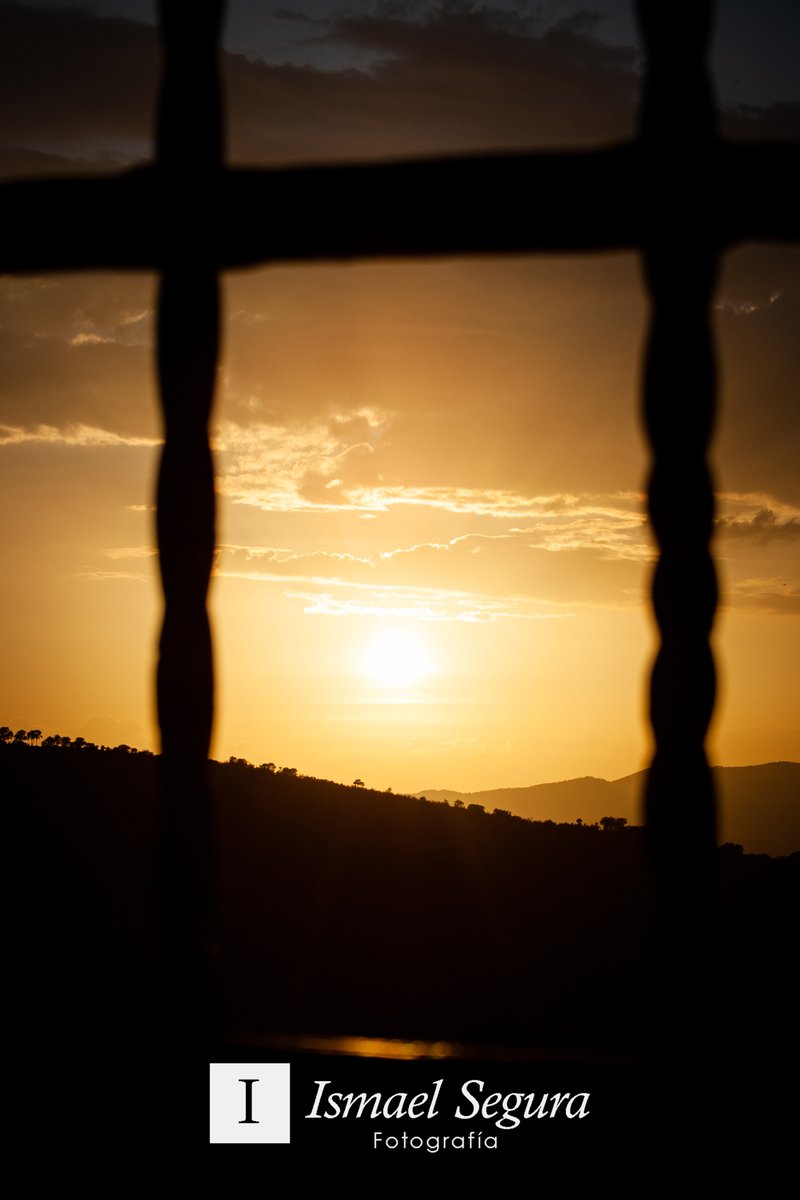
(213, 411, 648, 519)
(73, 567, 148, 582)
(272, 4, 640, 155)
(95, 486, 798, 623)
(283, 586, 571, 624)
(368, 531, 648, 605)
(210, 509, 649, 614)
(0, 1, 638, 175)
(0, 2, 158, 174)
(119, 308, 151, 326)
(0, 422, 159, 447)
(214, 411, 393, 513)
(69, 332, 116, 346)
(103, 545, 157, 560)
(0, 277, 61, 302)
(222, 543, 372, 568)
(0, 276, 157, 438)
(3, 0, 797, 180)
(714, 290, 783, 317)
(714, 259, 800, 507)
(715, 493, 800, 611)
(721, 100, 800, 142)
(724, 577, 800, 615)
(717, 506, 800, 544)
(381, 513, 651, 562)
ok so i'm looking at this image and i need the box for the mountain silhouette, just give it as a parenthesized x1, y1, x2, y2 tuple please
(6, 728, 798, 1136)
(419, 762, 800, 856)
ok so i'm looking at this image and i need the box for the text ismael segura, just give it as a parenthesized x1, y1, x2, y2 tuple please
(305, 1079, 590, 1151)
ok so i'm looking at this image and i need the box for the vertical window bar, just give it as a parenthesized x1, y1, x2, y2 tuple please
(153, 0, 225, 1041)
(636, 0, 720, 1086)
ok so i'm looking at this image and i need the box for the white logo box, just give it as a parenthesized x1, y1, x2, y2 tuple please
(209, 1063, 291, 1144)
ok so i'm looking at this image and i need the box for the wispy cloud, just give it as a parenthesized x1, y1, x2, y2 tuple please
(222, 543, 372, 568)
(0, 1, 640, 172)
(285, 587, 572, 624)
(212, 533, 639, 617)
(339, 486, 646, 522)
(103, 546, 157, 560)
(716, 494, 800, 543)
(68, 332, 115, 347)
(214, 415, 651, 530)
(66, 307, 153, 348)
(213, 412, 391, 513)
(79, 437, 797, 622)
(381, 515, 651, 562)
(0, 422, 160, 447)
(119, 308, 151, 327)
(213, 540, 577, 620)
(0, 278, 62, 301)
(714, 290, 783, 317)
(74, 568, 147, 582)
(724, 577, 800, 615)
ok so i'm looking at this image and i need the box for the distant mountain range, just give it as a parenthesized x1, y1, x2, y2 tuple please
(418, 763, 800, 856)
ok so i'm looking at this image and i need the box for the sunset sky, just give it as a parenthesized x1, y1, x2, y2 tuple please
(1, 0, 797, 795)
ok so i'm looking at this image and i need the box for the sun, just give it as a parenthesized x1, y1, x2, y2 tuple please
(361, 629, 433, 690)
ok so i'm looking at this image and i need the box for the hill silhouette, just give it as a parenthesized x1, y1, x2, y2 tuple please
(6, 734, 797, 1068)
(419, 762, 800, 856)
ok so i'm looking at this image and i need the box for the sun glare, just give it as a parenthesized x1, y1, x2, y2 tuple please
(361, 629, 432, 690)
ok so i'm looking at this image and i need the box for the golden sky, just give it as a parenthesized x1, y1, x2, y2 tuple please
(1, 2, 798, 793)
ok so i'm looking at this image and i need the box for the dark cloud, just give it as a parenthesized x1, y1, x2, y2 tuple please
(0, 2, 158, 173)
(2, 0, 796, 179)
(273, 8, 319, 26)
(718, 507, 800, 543)
(227, 4, 643, 162)
(721, 100, 800, 141)
(0, 2, 638, 175)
